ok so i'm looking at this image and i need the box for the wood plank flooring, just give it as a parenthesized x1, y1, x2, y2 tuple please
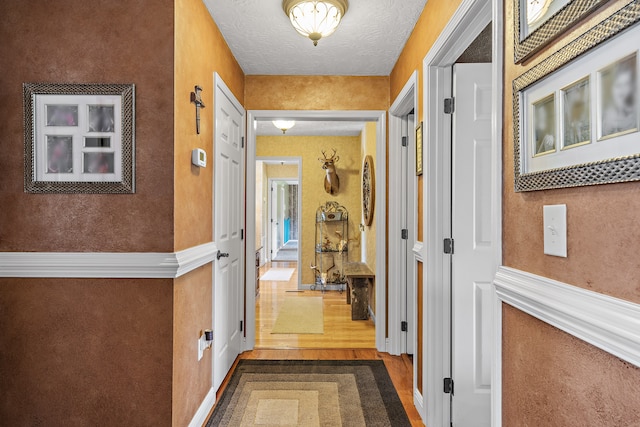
(255, 262, 376, 348)
(203, 262, 424, 426)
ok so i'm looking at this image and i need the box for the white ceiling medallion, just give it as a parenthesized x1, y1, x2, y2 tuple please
(282, 0, 349, 46)
(272, 120, 296, 134)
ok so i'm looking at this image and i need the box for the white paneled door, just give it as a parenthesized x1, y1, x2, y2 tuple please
(213, 76, 245, 391)
(451, 63, 493, 427)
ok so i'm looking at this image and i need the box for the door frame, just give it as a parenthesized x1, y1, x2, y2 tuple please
(212, 72, 246, 391)
(420, 0, 503, 426)
(388, 70, 419, 358)
(259, 156, 302, 289)
(245, 110, 387, 352)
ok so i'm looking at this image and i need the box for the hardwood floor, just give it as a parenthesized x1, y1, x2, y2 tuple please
(206, 262, 424, 426)
(255, 261, 376, 348)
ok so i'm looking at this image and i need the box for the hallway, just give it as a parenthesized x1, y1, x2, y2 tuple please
(256, 261, 376, 348)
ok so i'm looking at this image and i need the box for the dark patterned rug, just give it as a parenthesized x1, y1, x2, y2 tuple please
(206, 360, 411, 426)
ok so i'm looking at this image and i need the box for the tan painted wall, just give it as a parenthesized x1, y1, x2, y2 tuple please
(172, 0, 245, 423)
(361, 123, 377, 313)
(245, 76, 389, 111)
(172, 265, 213, 427)
(361, 122, 377, 272)
(257, 136, 362, 285)
(502, 0, 640, 424)
(390, 0, 463, 243)
(174, 0, 245, 252)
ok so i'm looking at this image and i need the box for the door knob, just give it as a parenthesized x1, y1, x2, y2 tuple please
(217, 250, 230, 260)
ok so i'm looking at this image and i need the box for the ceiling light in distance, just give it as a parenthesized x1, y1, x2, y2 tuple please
(282, 0, 348, 46)
(273, 120, 296, 134)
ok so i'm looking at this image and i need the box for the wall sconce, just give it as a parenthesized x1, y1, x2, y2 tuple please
(190, 85, 205, 134)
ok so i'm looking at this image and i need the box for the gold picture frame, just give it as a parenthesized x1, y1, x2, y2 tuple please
(416, 121, 423, 176)
(514, 0, 607, 63)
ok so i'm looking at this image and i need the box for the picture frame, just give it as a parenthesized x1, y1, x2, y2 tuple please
(415, 121, 423, 176)
(514, 0, 607, 63)
(24, 83, 135, 193)
(514, 2, 640, 192)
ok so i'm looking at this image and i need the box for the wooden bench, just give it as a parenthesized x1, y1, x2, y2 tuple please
(344, 262, 375, 320)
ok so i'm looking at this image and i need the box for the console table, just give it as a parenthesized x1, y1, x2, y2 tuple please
(344, 262, 375, 320)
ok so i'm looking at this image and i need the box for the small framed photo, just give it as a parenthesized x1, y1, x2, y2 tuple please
(597, 53, 638, 140)
(415, 121, 423, 176)
(532, 94, 556, 157)
(24, 83, 135, 193)
(561, 77, 591, 149)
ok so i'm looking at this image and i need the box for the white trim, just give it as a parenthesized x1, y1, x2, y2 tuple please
(412, 241, 424, 262)
(490, 0, 504, 425)
(246, 110, 387, 353)
(0, 242, 217, 278)
(422, 1, 496, 426)
(414, 389, 426, 421)
(187, 387, 216, 427)
(495, 266, 640, 368)
(388, 70, 419, 356)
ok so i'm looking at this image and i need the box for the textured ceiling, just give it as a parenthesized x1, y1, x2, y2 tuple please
(203, 0, 427, 76)
(257, 120, 365, 136)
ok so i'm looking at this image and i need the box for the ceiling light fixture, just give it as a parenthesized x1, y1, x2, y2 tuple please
(272, 120, 296, 134)
(282, 0, 348, 46)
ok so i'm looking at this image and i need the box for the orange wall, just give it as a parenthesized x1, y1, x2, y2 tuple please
(502, 0, 640, 424)
(172, 0, 245, 423)
(174, 0, 245, 252)
(245, 75, 389, 111)
(390, 0, 463, 242)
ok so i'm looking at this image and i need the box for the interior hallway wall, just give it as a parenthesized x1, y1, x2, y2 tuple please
(172, 0, 245, 424)
(257, 136, 362, 285)
(502, 0, 640, 424)
(0, 0, 176, 424)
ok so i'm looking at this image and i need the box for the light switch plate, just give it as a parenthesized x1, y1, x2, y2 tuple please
(543, 204, 567, 257)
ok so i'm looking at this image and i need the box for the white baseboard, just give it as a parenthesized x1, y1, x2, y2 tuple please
(0, 242, 217, 279)
(494, 266, 640, 368)
(188, 387, 216, 427)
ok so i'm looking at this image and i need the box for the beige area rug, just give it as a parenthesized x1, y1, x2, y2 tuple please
(271, 297, 324, 334)
(206, 360, 411, 426)
(260, 268, 295, 282)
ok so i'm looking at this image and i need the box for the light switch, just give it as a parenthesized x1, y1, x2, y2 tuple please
(543, 204, 567, 257)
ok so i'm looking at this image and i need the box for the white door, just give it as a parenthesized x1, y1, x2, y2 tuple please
(450, 63, 493, 426)
(213, 76, 244, 391)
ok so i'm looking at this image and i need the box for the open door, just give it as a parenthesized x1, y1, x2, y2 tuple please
(450, 63, 493, 426)
(213, 75, 245, 391)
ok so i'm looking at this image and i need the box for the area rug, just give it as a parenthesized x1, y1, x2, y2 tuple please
(260, 268, 295, 282)
(206, 360, 411, 427)
(272, 249, 298, 261)
(271, 297, 323, 334)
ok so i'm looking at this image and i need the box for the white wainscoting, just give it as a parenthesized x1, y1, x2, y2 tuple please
(494, 266, 640, 368)
(0, 242, 217, 279)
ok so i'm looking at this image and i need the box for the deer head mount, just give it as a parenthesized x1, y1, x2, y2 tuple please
(318, 149, 340, 195)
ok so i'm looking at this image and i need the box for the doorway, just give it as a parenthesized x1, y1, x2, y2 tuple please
(269, 179, 299, 262)
(245, 111, 387, 352)
(420, 0, 503, 426)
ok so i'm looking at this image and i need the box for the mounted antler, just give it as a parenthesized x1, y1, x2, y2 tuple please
(318, 149, 340, 195)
